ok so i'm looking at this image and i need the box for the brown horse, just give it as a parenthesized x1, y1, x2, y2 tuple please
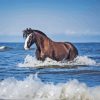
(23, 28, 78, 61)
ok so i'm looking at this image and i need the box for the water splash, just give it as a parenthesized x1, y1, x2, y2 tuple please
(0, 74, 100, 100)
(18, 55, 96, 68)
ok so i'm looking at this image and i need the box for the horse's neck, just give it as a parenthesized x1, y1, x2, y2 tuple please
(35, 34, 51, 51)
(35, 35, 45, 50)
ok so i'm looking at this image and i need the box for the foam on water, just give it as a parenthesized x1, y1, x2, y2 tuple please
(18, 55, 96, 68)
(0, 46, 12, 51)
(0, 74, 100, 100)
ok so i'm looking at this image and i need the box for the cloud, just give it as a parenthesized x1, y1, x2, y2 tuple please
(64, 29, 100, 35)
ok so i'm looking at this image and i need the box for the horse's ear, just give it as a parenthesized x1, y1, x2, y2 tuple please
(29, 28, 34, 33)
(29, 28, 32, 30)
(26, 28, 29, 31)
(22, 28, 34, 38)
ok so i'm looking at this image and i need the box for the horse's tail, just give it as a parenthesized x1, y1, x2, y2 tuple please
(64, 42, 78, 61)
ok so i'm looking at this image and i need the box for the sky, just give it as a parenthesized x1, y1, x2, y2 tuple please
(0, 0, 100, 42)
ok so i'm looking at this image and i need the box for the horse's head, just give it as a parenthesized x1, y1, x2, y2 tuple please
(23, 28, 35, 50)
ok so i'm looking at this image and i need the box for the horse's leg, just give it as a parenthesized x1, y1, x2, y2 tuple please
(36, 49, 46, 61)
(36, 49, 41, 60)
(64, 43, 78, 61)
(68, 49, 78, 61)
(40, 51, 46, 61)
(66, 49, 75, 61)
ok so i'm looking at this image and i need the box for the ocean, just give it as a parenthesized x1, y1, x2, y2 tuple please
(0, 42, 100, 100)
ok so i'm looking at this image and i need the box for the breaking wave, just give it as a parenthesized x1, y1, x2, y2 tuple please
(18, 55, 97, 68)
(0, 74, 100, 100)
(0, 46, 12, 51)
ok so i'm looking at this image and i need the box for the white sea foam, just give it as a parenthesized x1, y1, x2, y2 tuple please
(0, 46, 12, 51)
(0, 46, 6, 50)
(0, 74, 100, 100)
(0, 46, 9, 50)
(18, 55, 96, 68)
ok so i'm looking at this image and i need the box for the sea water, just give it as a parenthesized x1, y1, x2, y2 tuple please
(0, 43, 100, 100)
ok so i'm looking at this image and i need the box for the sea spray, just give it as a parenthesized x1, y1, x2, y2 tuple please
(0, 74, 100, 100)
(18, 55, 96, 68)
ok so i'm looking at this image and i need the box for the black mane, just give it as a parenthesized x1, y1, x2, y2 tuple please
(23, 28, 47, 38)
(34, 30, 47, 37)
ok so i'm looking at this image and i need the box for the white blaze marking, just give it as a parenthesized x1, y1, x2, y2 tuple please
(24, 34, 31, 50)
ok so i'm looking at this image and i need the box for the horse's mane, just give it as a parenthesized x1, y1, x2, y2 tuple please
(34, 30, 47, 37)
(23, 28, 47, 38)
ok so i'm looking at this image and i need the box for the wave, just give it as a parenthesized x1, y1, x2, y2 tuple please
(0, 46, 12, 51)
(0, 74, 99, 100)
(18, 55, 97, 68)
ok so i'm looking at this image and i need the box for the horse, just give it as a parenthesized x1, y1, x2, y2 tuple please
(23, 28, 78, 61)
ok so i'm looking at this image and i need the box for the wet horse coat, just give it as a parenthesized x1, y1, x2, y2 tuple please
(23, 28, 78, 61)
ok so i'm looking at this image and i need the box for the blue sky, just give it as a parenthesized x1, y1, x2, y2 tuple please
(0, 0, 100, 42)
